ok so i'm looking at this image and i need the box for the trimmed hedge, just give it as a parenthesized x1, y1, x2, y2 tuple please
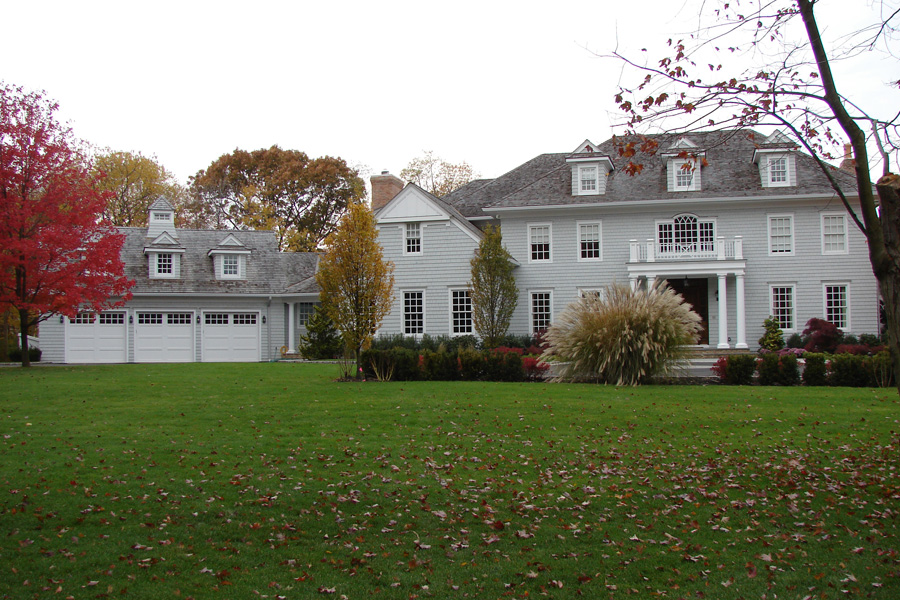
(714, 349, 895, 387)
(8, 347, 41, 362)
(360, 347, 533, 382)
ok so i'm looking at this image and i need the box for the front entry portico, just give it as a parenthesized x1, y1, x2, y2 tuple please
(627, 245, 747, 349)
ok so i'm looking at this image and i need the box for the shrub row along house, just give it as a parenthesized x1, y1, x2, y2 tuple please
(373, 130, 878, 350)
(41, 130, 879, 362)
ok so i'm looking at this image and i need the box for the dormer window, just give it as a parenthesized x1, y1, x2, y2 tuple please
(153, 212, 172, 222)
(667, 157, 702, 192)
(753, 145, 797, 188)
(146, 250, 182, 279)
(157, 253, 173, 275)
(566, 140, 614, 197)
(579, 166, 597, 193)
(769, 157, 787, 184)
(223, 255, 239, 276)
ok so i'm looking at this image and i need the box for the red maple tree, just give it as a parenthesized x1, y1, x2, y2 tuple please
(0, 83, 133, 366)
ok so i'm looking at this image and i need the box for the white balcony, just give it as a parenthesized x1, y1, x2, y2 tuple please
(629, 236, 743, 263)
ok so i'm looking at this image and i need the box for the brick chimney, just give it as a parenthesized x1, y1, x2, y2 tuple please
(839, 143, 857, 172)
(371, 171, 404, 211)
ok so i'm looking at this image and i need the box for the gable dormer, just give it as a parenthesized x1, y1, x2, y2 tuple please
(147, 197, 177, 239)
(752, 130, 799, 188)
(662, 137, 705, 192)
(143, 231, 185, 279)
(566, 140, 615, 196)
(208, 233, 251, 280)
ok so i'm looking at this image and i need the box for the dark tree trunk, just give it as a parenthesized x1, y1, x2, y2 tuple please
(18, 308, 31, 368)
(876, 176, 900, 395)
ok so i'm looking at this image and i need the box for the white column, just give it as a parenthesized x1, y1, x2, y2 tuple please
(735, 273, 747, 349)
(287, 302, 296, 352)
(629, 276, 638, 291)
(717, 274, 729, 349)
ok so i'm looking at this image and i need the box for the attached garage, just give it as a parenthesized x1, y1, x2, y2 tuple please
(134, 312, 195, 363)
(65, 311, 127, 363)
(201, 312, 260, 362)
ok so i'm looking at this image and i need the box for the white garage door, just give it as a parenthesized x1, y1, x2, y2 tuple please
(134, 312, 195, 363)
(66, 311, 127, 363)
(201, 312, 260, 362)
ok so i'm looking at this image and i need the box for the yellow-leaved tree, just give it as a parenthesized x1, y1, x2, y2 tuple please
(316, 201, 395, 378)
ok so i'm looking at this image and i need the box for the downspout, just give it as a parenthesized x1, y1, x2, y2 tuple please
(266, 296, 273, 361)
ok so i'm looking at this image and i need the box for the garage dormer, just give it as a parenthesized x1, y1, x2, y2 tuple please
(147, 197, 178, 239)
(566, 140, 615, 196)
(208, 234, 251, 280)
(144, 231, 185, 279)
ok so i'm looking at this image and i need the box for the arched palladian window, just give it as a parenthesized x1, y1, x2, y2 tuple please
(657, 214, 715, 256)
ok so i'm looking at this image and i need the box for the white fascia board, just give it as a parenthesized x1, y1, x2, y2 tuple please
(378, 215, 448, 224)
(129, 291, 320, 299)
(143, 247, 186, 254)
(207, 249, 252, 256)
(626, 260, 747, 278)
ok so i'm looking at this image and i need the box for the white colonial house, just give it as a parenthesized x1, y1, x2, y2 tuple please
(371, 130, 880, 349)
(39, 199, 320, 363)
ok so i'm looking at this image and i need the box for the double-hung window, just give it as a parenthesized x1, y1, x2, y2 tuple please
(222, 255, 239, 276)
(579, 166, 597, 193)
(821, 213, 848, 254)
(824, 284, 849, 329)
(156, 253, 173, 275)
(769, 157, 787, 184)
(578, 222, 601, 261)
(403, 291, 424, 334)
(529, 224, 551, 262)
(450, 290, 472, 334)
(768, 215, 794, 255)
(405, 223, 422, 254)
(770, 285, 796, 331)
(531, 291, 552, 333)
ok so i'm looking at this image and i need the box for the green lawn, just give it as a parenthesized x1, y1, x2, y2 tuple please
(1, 363, 898, 599)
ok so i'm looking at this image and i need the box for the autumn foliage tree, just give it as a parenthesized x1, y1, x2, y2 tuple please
(470, 224, 518, 348)
(0, 83, 133, 366)
(400, 151, 478, 197)
(609, 0, 900, 394)
(189, 146, 365, 251)
(93, 150, 188, 227)
(316, 201, 395, 378)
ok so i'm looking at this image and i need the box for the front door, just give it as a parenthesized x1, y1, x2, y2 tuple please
(666, 278, 709, 345)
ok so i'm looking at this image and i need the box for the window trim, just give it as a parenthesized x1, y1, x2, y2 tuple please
(402, 290, 425, 335)
(530, 290, 553, 333)
(820, 212, 849, 255)
(151, 252, 178, 279)
(527, 223, 552, 263)
(449, 288, 473, 336)
(769, 284, 797, 333)
(670, 157, 699, 192)
(578, 165, 598, 195)
(767, 214, 795, 256)
(222, 254, 240, 278)
(576, 220, 602, 262)
(823, 282, 851, 331)
(404, 223, 422, 255)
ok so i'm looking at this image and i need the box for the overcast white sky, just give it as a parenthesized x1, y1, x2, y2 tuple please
(3, 1, 896, 187)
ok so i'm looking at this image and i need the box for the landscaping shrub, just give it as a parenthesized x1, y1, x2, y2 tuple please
(758, 316, 785, 351)
(522, 356, 550, 381)
(297, 306, 343, 359)
(785, 332, 805, 349)
(458, 347, 485, 380)
(859, 333, 883, 347)
(802, 353, 828, 386)
(542, 282, 702, 385)
(757, 352, 799, 386)
(8, 346, 41, 362)
(370, 334, 420, 351)
(483, 349, 524, 382)
(712, 354, 757, 385)
(422, 349, 459, 381)
(828, 353, 870, 387)
(834, 343, 873, 356)
(867, 351, 896, 388)
(803, 318, 842, 354)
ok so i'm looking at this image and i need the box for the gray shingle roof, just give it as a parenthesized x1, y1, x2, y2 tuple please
(445, 131, 857, 212)
(121, 227, 319, 296)
(148, 197, 175, 211)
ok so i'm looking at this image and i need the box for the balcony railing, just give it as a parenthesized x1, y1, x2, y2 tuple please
(629, 236, 743, 262)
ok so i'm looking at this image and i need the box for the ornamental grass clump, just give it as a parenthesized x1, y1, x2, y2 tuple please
(542, 281, 702, 385)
